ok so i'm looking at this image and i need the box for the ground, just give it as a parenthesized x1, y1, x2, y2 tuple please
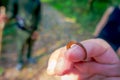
(0, 4, 92, 80)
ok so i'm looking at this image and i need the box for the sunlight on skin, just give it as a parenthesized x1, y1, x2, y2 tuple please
(47, 47, 73, 75)
(47, 39, 120, 80)
(47, 60, 57, 75)
(47, 51, 73, 75)
(47, 48, 61, 75)
(61, 74, 79, 80)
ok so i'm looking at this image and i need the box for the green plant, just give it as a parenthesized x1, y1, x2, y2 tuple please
(0, 67, 4, 75)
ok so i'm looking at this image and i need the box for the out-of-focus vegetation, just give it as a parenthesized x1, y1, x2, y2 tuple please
(1, 0, 120, 50)
(0, 67, 4, 75)
(1, 0, 120, 35)
(42, 0, 120, 32)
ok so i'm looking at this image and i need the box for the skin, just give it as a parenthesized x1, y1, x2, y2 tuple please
(31, 31, 39, 40)
(47, 39, 120, 80)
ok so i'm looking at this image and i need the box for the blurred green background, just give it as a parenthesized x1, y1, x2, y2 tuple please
(3, 0, 120, 39)
(2, 0, 120, 47)
(2, 0, 120, 53)
(43, 0, 120, 32)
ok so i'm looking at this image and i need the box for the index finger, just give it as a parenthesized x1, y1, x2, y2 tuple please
(47, 47, 63, 75)
(65, 39, 119, 64)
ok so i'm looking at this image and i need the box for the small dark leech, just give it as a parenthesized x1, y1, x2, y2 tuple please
(66, 41, 87, 60)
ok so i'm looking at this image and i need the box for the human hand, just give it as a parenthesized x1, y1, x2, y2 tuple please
(0, 6, 8, 23)
(47, 39, 120, 80)
(31, 31, 39, 40)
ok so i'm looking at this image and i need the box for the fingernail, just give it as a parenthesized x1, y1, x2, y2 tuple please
(47, 60, 57, 75)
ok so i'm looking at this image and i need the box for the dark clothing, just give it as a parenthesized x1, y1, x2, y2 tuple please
(8, 0, 41, 33)
(98, 6, 120, 51)
(5, 0, 41, 63)
(0, 0, 9, 8)
(18, 34, 35, 63)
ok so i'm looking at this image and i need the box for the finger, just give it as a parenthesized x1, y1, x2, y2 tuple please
(103, 77, 120, 80)
(47, 47, 69, 75)
(82, 39, 119, 64)
(65, 43, 87, 62)
(61, 68, 80, 80)
(74, 61, 120, 77)
(65, 39, 119, 64)
(47, 47, 65, 75)
(54, 51, 73, 75)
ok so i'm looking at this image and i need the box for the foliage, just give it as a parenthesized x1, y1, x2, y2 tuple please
(42, 0, 120, 33)
(0, 67, 4, 75)
(2, 0, 120, 48)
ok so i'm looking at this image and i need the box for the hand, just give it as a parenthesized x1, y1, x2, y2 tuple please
(0, 14, 7, 29)
(0, 15, 8, 22)
(31, 31, 39, 40)
(0, 6, 8, 23)
(47, 39, 120, 80)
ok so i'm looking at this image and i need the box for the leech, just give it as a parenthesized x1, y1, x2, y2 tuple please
(66, 41, 87, 60)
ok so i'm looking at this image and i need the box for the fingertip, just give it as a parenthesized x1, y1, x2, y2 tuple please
(65, 45, 86, 62)
(54, 57, 73, 76)
(47, 47, 67, 75)
(47, 48, 63, 75)
(47, 60, 57, 75)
